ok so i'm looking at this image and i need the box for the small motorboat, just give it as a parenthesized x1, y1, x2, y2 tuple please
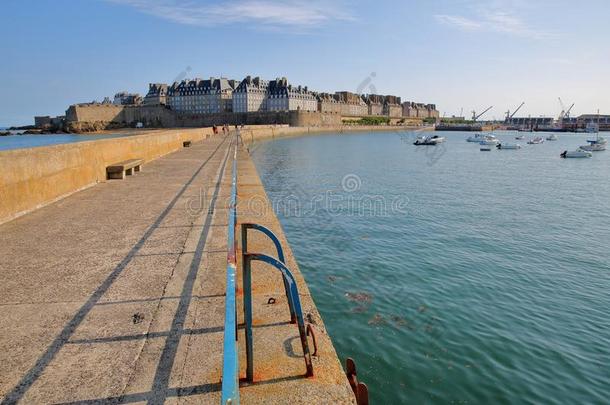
(546, 134, 558, 141)
(515, 135, 525, 140)
(480, 142, 492, 151)
(467, 133, 498, 143)
(467, 133, 485, 142)
(414, 135, 446, 145)
(496, 143, 521, 150)
(527, 137, 545, 144)
(560, 149, 593, 158)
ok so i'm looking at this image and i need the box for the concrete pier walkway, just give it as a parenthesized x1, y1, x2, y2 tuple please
(0, 134, 354, 404)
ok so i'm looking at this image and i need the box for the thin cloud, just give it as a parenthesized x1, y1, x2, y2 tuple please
(434, 15, 481, 31)
(434, 2, 554, 39)
(107, 0, 354, 29)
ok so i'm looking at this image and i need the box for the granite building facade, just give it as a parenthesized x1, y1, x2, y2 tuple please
(266, 77, 317, 112)
(136, 74, 438, 119)
(144, 83, 168, 105)
(335, 91, 368, 117)
(113, 92, 142, 106)
(232, 76, 269, 113)
(166, 77, 236, 114)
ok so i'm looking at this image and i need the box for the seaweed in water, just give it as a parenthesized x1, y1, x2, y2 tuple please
(390, 315, 410, 327)
(345, 291, 373, 304)
(351, 306, 368, 314)
(368, 313, 387, 326)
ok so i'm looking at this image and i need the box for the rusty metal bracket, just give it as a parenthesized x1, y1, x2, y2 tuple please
(306, 324, 318, 357)
(242, 252, 314, 381)
(241, 223, 296, 323)
(346, 358, 369, 405)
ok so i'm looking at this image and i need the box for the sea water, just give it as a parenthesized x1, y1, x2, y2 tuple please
(252, 131, 610, 404)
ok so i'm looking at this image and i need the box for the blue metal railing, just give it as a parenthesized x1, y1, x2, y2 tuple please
(221, 131, 316, 404)
(241, 224, 314, 381)
(221, 135, 239, 404)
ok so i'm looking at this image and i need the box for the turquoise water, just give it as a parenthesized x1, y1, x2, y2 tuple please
(0, 133, 130, 151)
(251, 131, 610, 404)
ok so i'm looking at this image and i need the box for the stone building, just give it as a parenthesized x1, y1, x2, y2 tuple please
(232, 76, 269, 113)
(266, 77, 317, 112)
(402, 102, 418, 118)
(426, 104, 440, 119)
(335, 91, 368, 117)
(167, 77, 237, 114)
(362, 94, 384, 116)
(144, 83, 168, 105)
(402, 101, 438, 119)
(34, 116, 52, 128)
(316, 93, 342, 114)
(383, 95, 402, 118)
(113, 92, 143, 106)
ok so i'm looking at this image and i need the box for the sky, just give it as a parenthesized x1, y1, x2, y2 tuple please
(1, 0, 609, 126)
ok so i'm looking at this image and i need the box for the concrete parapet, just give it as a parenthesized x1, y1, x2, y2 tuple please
(0, 128, 212, 224)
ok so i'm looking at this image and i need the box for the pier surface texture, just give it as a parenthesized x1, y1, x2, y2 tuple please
(0, 133, 354, 404)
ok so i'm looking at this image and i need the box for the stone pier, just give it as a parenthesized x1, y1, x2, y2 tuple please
(0, 133, 354, 404)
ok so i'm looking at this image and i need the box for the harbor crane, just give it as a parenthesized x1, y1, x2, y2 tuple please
(505, 102, 525, 122)
(558, 97, 575, 120)
(472, 106, 493, 122)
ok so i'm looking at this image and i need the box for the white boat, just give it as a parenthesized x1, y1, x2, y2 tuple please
(467, 133, 486, 142)
(496, 143, 521, 150)
(527, 137, 545, 144)
(587, 136, 608, 145)
(467, 133, 498, 143)
(546, 134, 558, 141)
(413, 135, 446, 145)
(515, 135, 525, 140)
(560, 149, 592, 158)
(581, 122, 606, 151)
(585, 122, 599, 133)
(479, 141, 492, 151)
(579, 143, 606, 152)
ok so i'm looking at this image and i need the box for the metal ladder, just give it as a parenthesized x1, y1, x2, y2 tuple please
(220, 133, 316, 404)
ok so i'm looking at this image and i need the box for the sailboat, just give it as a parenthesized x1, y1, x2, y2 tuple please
(580, 110, 606, 151)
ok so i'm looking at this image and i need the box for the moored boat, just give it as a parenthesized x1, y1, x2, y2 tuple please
(496, 143, 521, 150)
(579, 142, 606, 152)
(414, 135, 446, 145)
(480, 141, 492, 151)
(581, 120, 606, 151)
(527, 137, 545, 144)
(467, 133, 486, 142)
(467, 133, 498, 143)
(560, 149, 592, 158)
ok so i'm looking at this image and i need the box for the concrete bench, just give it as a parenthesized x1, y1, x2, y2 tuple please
(106, 159, 143, 180)
(183, 140, 192, 147)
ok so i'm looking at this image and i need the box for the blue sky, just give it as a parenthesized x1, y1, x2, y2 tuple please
(1, 0, 609, 126)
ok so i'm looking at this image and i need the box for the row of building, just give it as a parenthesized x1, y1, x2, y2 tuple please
(111, 76, 438, 119)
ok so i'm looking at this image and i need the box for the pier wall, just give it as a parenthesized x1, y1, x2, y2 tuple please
(0, 124, 428, 225)
(0, 128, 212, 224)
(65, 105, 343, 132)
(238, 123, 431, 146)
